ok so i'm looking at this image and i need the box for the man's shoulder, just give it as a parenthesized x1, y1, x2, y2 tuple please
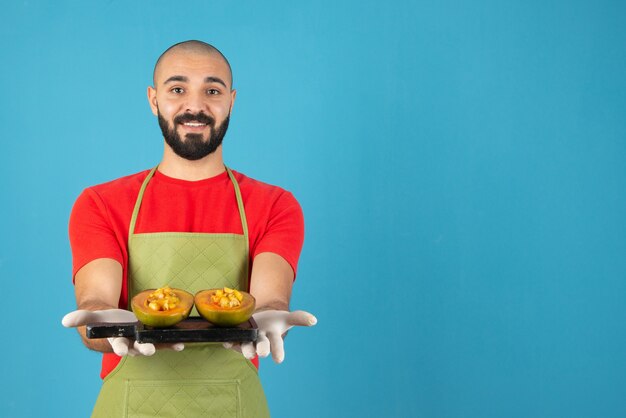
(71, 169, 152, 221)
(85, 169, 151, 200)
(231, 169, 296, 200)
(230, 169, 303, 218)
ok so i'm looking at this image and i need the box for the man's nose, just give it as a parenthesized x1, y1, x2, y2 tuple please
(184, 91, 207, 113)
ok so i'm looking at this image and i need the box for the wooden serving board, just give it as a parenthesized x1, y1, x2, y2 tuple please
(86, 317, 258, 343)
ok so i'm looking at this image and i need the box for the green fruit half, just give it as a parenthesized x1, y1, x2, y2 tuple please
(131, 288, 194, 327)
(195, 288, 256, 327)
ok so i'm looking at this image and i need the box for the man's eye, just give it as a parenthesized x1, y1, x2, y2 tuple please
(171, 87, 184, 94)
(207, 89, 220, 95)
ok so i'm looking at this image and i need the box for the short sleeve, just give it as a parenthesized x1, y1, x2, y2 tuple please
(252, 191, 304, 277)
(69, 188, 124, 280)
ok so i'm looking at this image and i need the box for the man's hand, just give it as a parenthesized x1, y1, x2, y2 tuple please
(225, 310, 317, 363)
(62, 309, 184, 356)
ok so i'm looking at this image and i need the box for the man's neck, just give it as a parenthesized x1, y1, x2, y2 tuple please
(158, 146, 226, 181)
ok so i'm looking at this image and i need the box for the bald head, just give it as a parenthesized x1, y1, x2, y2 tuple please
(153, 40, 233, 88)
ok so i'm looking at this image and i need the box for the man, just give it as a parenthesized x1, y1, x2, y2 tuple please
(62, 40, 316, 418)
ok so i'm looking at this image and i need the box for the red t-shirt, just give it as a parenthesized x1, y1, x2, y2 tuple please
(69, 168, 304, 378)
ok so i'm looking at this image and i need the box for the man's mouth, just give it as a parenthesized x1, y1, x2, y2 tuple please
(179, 121, 210, 132)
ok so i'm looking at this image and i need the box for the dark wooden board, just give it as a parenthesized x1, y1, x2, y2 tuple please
(86, 317, 258, 343)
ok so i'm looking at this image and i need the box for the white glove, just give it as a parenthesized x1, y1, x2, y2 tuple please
(62, 309, 184, 357)
(225, 310, 317, 364)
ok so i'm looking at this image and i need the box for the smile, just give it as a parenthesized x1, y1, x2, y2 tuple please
(183, 122, 207, 127)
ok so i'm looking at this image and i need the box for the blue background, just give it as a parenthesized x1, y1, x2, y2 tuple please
(1, 1, 625, 417)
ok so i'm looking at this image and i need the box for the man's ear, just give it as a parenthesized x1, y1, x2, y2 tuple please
(147, 86, 158, 116)
(229, 89, 237, 115)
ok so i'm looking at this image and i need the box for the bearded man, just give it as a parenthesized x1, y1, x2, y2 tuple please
(62, 40, 316, 418)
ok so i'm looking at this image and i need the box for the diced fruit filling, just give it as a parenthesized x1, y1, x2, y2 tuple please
(211, 287, 244, 308)
(145, 286, 180, 311)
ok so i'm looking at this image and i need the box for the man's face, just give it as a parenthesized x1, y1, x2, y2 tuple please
(148, 50, 236, 161)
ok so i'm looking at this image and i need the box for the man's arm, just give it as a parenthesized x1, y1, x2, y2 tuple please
(238, 251, 315, 363)
(248, 252, 294, 312)
(73, 257, 123, 353)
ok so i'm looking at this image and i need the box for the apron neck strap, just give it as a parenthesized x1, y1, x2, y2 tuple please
(128, 166, 158, 243)
(225, 167, 250, 253)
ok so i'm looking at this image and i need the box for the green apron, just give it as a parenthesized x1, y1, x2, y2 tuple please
(91, 167, 270, 418)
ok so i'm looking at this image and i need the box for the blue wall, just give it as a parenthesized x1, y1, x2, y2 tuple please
(2, 1, 625, 417)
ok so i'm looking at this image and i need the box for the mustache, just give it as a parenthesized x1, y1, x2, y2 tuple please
(174, 112, 215, 126)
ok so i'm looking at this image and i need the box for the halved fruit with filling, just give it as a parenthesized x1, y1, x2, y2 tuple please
(131, 286, 194, 327)
(195, 287, 256, 327)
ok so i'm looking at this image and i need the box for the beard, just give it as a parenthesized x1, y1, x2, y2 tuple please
(158, 110, 230, 161)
